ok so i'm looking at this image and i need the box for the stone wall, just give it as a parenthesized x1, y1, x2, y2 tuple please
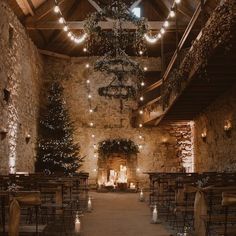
(162, 122, 194, 172)
(0, 1, 43, 174)
(194, 84, 236, 172)
(42, 56, 192, 184)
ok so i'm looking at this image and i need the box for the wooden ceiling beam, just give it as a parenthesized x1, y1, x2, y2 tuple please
(26, 20, 182, 30)
(148, 0, 166, 19)
(23, 0, 65, 24)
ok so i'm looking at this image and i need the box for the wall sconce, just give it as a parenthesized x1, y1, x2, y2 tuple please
(224, 120, 232, 137)
(0, 127, 8, 140)
(201, 129, 207, 142)
(25, 133, 31, 143)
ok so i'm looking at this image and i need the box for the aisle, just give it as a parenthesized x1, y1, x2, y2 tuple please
(82, 192, 172, 236)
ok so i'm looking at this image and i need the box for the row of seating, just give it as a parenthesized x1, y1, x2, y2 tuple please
(146, 172, 236, 236)
(0, 172, 89, 235)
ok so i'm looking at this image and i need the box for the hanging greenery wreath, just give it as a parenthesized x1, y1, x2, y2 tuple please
(83, 1, 148, 51)
(98, 138, 139, 158)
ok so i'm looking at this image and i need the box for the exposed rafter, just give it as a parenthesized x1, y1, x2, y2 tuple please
(23, 0, 65, 24)
(26, 20, 179, 30)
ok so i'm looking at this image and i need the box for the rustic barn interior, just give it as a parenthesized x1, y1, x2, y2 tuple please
(0, 0, 236, 235)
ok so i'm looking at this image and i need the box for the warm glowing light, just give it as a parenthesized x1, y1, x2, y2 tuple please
(141, 81, 145, 86)
(139, 124, 143, 128)
(139, 144, 143, 149)
(67, 32, 72, 37)
(86, 79, 90, 84)
(63, 25, 68, 32)
(144, 34, 158, 44)
(89, 122, 94, 127)
(91, 134, 95, 138)
(169, 10, 175, 18)
(86, 63, 90, 68)
(88, 94, 92, 99)
(74, 33, 87, 44)
(89, 109, 93, 113)
(175, 0, 181, 4)
(139, 50, 143, 55)
(140, 96, 144, 101)
(163, 20, 169, 28)
(139, 110, 143, 115)
(54, 5, 60, 13)
(94, 154, 97, 158)
(139, 135, 143, 139)
(83, 47, 87, 52)
(157, 33, 162, 39)
(160, 28, 165, 34)
(143, 67, 148, 71)
(59, 17, 64, 24)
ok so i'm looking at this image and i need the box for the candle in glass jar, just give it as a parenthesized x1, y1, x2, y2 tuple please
(139, 189, 144, 201)
(75, 216, 81, 233)
(152, 205, 158, 223)
(88, 196, 92, 212)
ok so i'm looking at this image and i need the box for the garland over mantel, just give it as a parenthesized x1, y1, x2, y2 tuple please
(98, 138, 139, 158)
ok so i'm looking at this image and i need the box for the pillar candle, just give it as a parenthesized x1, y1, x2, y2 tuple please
(88, 196, 92, 212)
(75, 217, 81, 233)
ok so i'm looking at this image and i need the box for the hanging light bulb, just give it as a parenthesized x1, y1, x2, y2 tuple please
(139, 124, 143, 128)
(157, 33, 162, 39)
(83, 47, 87, 52)
(70, 35, 75, 41)
(54, 5, 60, 13)
(139, 144, 143, 149)
(139, 50, 143, 55)
(58, 17, 64, 24)
(139, 110, 143, 115)
(163, 20, 169, 28)
(88, 94, 92, 99)
(169, 9, 176, 18)
(141, 81, 145, 86)
(139, 135, 143, 139)
(89, 122, 94, 127)
(67, 32, 72, 37)
(75, 213, 81, 233)
(89, 109, 93, 113)
(63, 25, 68, 32)
(86, 79, 90, 84)
(160, 28, 165, 34)
(144, 34, 158, 44)
(140, 96, 144, 101)
(143, 67, 148, 71)
(91, 134, 95, 138)
(86, 63, 90, 68)
(175, 0, 181, 4)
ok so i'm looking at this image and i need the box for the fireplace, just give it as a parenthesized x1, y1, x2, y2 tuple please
(97, 153, 137, 190)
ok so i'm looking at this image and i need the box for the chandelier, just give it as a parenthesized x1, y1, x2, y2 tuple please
(84, 0, 147, 105)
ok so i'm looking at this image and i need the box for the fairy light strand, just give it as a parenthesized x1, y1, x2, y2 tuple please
(144, 0, 181, 44)
(53, 0, 87, 44)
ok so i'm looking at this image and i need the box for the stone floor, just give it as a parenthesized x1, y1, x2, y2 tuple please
(81, 192, 173, 236)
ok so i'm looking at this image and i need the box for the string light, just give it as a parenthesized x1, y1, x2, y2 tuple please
(169, 9, 175, 18)
(139, 124, 143, 128)
(89, 109, 93, 113)
(139, 110, 143, 115)
(91, 134, 95, 138)
(54, 5, 60, 13)
(143, 67, 148, 71)
(88, 94, 92, 99)
(86, 79, 90, 84)
(63, 25, 68, 32)
(83, 48, 87, 52)
(139, 50, 143, 55)
(86, 63, 90, 68)
(53, 1, 87, 44)
(58, 17, 64, 24)
(89, 122, 94, 127)
(140, 96, 144, 101)
(144, 0, 177, 44)
(141, 81, 145, 86)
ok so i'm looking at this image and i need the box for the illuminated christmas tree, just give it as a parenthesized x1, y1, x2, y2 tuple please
(35, 82, 83, 175)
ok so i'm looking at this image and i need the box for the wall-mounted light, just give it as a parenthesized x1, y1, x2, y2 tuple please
(201, 129, 207, 142)
(224, 120, 232, 137)
(25, 133, 31, 143)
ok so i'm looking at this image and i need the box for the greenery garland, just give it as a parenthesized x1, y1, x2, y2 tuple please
(83, 1, 148, 51)
(98, 138, 139, 158)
